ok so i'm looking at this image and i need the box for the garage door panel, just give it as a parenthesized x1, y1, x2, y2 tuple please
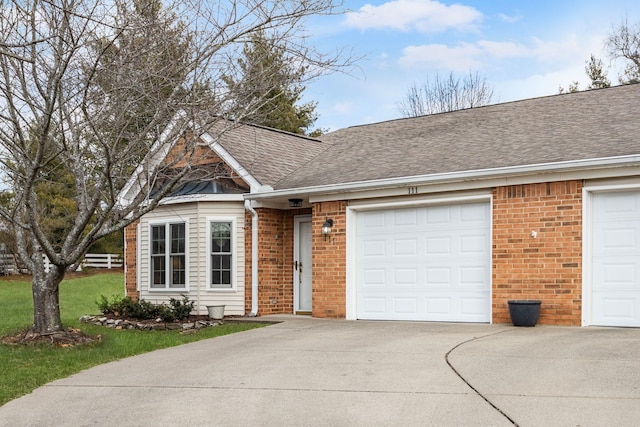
(426, 237, 451, 254)
(362, 268, 386, 286)
(363, 239, 387, 256)
(460, 234, 488, 254)
(461, 297, 489, 316)
(591, 190, 640, 327)
(593, 294, 639, 326)
(460, 203, 489, 222)
(356, 202, 490, 322)
(394, 209, 418, 226)
(394, 298, 418, 314)
(394, 239, 418, 255)
(596, 191, 640, 218)
(426, 267, 451, 285)
(460, 266, 489, 286)
(394, 268, 418, 285)
(594, 260, 639, 289)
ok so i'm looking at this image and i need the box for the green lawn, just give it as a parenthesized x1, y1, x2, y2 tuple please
(0, 271, 264, 406)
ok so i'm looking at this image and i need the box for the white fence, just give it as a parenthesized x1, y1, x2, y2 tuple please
(80, 253, 123, 269)
(0, 253, 123, 275)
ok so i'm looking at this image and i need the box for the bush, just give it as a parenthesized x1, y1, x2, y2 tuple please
(169, 295, 195, 321)
(97, 294, 194, 321)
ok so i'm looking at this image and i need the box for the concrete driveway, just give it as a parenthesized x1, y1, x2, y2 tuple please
(1, 316, 640, 426)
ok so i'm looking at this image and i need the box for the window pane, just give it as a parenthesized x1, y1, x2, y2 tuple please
(151, 225, 165, 255)
(151, 256, 165, 287)
(170, 255, 185, 287)
(212, 222, 231, 253)
(222, 271, 230, 285)
(212, 270, 221, 285)
(170, 223, 185, 254)
(222, 254, 231, 269)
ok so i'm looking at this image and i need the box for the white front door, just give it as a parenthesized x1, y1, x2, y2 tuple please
(591, 190, 640, 327)
(355, 202, 491, 322)
(294, 216, 313, 313)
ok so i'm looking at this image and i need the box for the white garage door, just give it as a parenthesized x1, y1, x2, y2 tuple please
(356, 202, 491, 322)
(592, 190, 640, 327)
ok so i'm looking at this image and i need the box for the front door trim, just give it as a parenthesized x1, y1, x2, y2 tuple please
(294, 215, 312, 314)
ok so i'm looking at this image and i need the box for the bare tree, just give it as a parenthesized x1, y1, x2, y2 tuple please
(398, 71, 495, 117)
(607, 17, 640, 84)
(0, 0, 349, 340)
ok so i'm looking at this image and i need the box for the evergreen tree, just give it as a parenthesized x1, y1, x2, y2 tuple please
(558, 54, 611, 94)
(223, 32, 321, 135)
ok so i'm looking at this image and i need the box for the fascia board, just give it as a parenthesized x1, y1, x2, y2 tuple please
(245, 155, 640, 201)
(158, 194, 245, 205)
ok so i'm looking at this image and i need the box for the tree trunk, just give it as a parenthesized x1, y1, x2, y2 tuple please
(31, 266, 65, 334)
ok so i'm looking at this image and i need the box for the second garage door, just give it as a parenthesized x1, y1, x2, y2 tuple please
(591, 190, 640, 327)
(355, 201, 491, 322)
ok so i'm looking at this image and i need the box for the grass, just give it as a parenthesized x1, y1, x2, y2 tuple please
(0, 271, 265, 407)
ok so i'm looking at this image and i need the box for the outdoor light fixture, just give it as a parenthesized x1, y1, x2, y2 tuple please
(321, 219, 333, 238)
(288, 198, 303, 208)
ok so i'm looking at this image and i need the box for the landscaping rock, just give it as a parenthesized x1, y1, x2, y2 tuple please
(80, 315, 222, 331)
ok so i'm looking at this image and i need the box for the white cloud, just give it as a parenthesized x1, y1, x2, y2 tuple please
(398, 43, 482, 70)
(399, 34, 604, 72)
(332, 101, 356, 114)
(498, 13, 521, 23)
(344, 0, 482, 33)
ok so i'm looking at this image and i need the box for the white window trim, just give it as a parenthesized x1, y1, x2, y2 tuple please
(581, 181, 640, 326)
(206, 216, 238, 292)
(148, 218, 189, 292)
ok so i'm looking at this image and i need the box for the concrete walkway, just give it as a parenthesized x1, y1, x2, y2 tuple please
(1, 316, 640, 426)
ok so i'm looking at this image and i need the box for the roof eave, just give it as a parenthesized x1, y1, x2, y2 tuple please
(245, 154, 640, 201)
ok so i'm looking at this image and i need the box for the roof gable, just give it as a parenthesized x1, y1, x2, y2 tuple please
(200, 121, 332, 189)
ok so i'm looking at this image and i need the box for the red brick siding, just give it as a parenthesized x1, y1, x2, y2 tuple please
(124, 220, 139, 300)
(312, 201, 347, 318)
(492, 181, 583, 325)
(245, 207, 311, 315)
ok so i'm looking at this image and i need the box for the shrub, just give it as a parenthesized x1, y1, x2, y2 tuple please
(169, 295, 195, 321)
(96, 294, 194, 321)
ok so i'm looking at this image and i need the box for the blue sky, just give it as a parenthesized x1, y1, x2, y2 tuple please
(302, 0, 640, 131)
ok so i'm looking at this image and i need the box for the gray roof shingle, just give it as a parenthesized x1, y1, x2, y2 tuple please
(274, 84, 640, 190)
(206, 122, 331, 188)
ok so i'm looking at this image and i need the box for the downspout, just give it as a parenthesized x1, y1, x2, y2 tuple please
(244, 200, 259, 317)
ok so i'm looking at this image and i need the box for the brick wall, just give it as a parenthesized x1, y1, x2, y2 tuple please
(312, 201, 347, 318)
(493, 181, 583, 325)
(124, 220, 139, 300)
(245, 207, 311, 315)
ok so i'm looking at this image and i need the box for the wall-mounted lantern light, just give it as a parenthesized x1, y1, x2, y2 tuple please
(321, 219, 333, 239)
(288, 198, 303, 208)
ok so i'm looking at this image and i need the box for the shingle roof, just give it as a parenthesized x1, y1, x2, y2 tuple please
(274, 84, 640, 190)
(207, 122, 331, 188)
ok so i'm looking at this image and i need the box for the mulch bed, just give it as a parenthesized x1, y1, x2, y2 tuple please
(1, 327, 98, 347)
(1, 313, 226, 347)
